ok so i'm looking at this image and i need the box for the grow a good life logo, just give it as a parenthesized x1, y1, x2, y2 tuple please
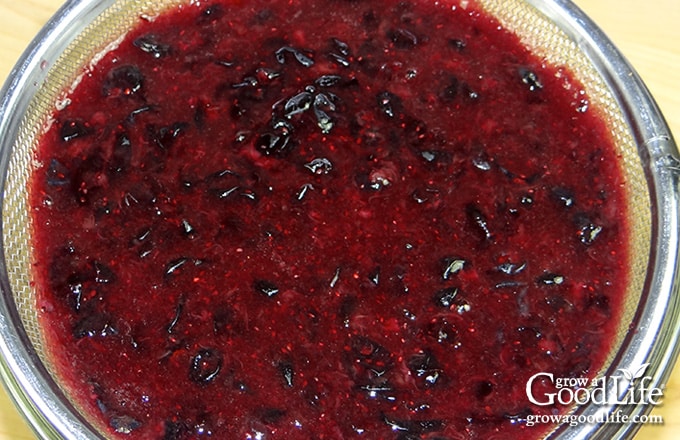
(524, 364, 665, 427)
(526, 363, 664, 407)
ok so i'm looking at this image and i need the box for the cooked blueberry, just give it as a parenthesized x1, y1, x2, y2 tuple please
(358, 169, 383, 191)
(472, 152, 492, 171)
(295, 183, 314, 201)
(519, 67, 543, 91)
(407, 351, 444, 388)
(255, 67, 281, 83)
(228, 98, 247, 120)
(271, 117, 294, 133)
(181, 219, 196, 237)
(130, 227, 151, 246)
(518, 327, 543, 344)
(254, 279, 279, 297)
(138, 247, 153, 259)
(385, 268, 409, 295)
(403, 308, 417, 322)
(315, 75, 342, 88)
(110, 133, 132, 173)
(328, 38, 351, 66)
(93, 261, 115, 284)
(328, 52, 350, 67)
(304, 157, 333, 175)
(537, 272, 565, 285)
(229, 86, 263, 107)
(133, 34, 171, 58)
(423, 317, 458, 345)
(165, 257, 189, 276)
(255, 131, 293, 156)
(383, 415, 444, 434)
(232, 77, 268, 102)
(232, 75, 258, 89)
(420, 151, 437, 162)
(258, 129, 285, 152)
(73, 312, 116, 339)
(148, 122, 188, 149)
(331, 38, 350, 56)
(368, 266, 381, 286)
(62, 274, 86, 311)
(376, 91, 402, 118)
(233, 131, 250, 144)
(551, 186, 575, 208)
(126, 105, 155, 124)
(278, 360, 294, 388)
(60, 119, 90, 142)
(284, 91, 313, 118)
(46, 159, 70, 186)
(462, 82, 480, 100)
(358, 381, 395, 400)
(466, 204, 493, 240)
(388, 28, 418, 48)
(496, 280, 527, 291)
(206, 168, 239, 182)
(70, 150, 105, 205)
(329, 267, 341, 288)
(496, 261, 526, 275)
(166, 297, 184, 334)
(210, 186, 240, 200)
(313, 93, 336, 133)
(441, 257, 465, 280)
(350, 335, 393, 372)
(578, 222, 603, 245)
(103, 65, 144, 97)
(411, 189, 429, 204)
(189, 348, 223, 384)
(110, 415, 142, 434)
(434, 287, 459, 308)
(275, 46, 315, 67)
(211, 305, 234, 336)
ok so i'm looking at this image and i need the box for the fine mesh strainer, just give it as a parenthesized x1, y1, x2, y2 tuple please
(0, 0, 678, 439)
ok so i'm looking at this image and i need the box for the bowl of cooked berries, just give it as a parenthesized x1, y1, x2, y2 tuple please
(0, 0, 677, 439)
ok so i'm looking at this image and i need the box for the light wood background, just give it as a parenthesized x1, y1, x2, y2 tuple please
(0, 0, 678, 438)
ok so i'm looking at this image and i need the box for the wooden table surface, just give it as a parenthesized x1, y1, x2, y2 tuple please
(0, 0, 678, 438)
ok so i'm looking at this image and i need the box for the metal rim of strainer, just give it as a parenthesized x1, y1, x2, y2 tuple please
(0, 0, 678, 439)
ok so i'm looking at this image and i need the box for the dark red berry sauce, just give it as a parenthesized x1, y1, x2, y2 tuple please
(29, 0, 629, 438)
